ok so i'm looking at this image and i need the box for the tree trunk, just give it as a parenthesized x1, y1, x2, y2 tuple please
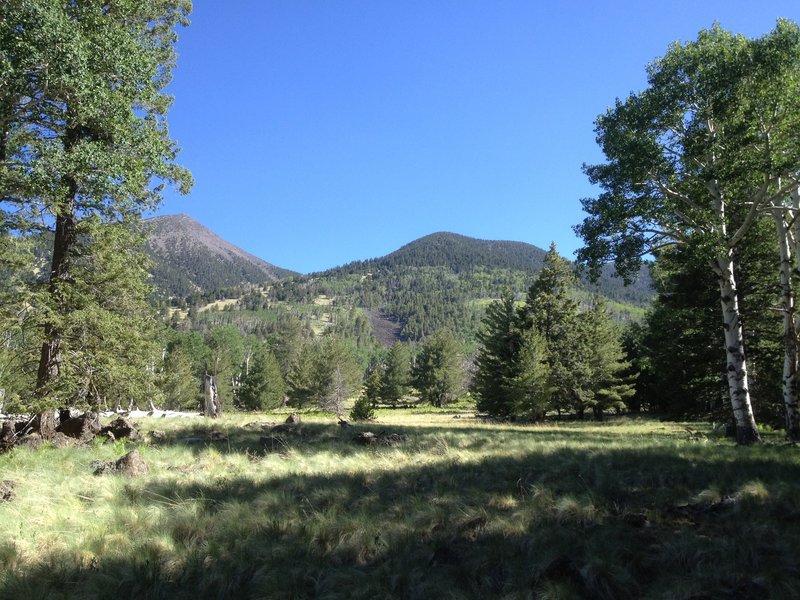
(36, 125, 80, 400)
(774, 210, 800, 440)
(714, 253, 760, 444)
(203, 373, 221, 418)
(31, 411, 57, 439)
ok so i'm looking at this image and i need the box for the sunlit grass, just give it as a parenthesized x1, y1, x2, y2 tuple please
(0, 411, 799, 598)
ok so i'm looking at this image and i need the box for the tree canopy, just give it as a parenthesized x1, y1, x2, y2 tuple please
(1, 0, 192, 412)
(575, 20, 800, 443)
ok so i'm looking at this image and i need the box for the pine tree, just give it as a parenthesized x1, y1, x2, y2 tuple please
(473, 291, 522, 417)
(318, 337, 362, 414)
(581, 298, 636, 419)
(381, 342, 411, 405)
(524, 243, 592, 417)
(205, 325, 244, 410)
(364, 364, 384, 406)
(413, 329, 464, 407)
(238, 345, 285, 411)
(158, 345, 198, 411)
(1, 1, 192, 418)
(508, 328, 551, 421)
(286, 342, 318, 409)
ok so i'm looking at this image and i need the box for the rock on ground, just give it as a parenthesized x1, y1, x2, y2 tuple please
(92, 450, 149, 477)
(0, 480, 15, 501)
(99, 418, 140, 442)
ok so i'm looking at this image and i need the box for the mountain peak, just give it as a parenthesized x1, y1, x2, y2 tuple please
(145, 214, 297, 296)
(378, 231, 548, 274)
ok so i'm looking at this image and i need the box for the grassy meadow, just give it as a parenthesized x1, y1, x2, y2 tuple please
(1, 411, 799, 599)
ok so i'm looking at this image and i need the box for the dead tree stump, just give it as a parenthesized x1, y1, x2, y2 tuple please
(203, 374, 222, 418)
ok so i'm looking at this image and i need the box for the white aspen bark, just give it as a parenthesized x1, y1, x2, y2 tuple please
(714, 253, 760, 444)
(774, 210, 800, 440)
(203, 374, 221, 418)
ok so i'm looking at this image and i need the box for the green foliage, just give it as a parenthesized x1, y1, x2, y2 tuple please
(574, 21, 800, 437)
(269, 233, 653, 344)
(508, 328, 551, 420)
(0, 0, 192, 410)
(349, 392, 376, 421)
(363, 364, 383, 405)
(237, 345, 285, 411)
(413, 329, 465, 407)
(635, 223, 783, 422)
(158, 345, 199, 411)
(205, 325, 244, 410)
(286, 342, 318, 409)
(286, 337, 363, 412)
(317, 336, 363, 415)
(473, 246, 632, 420)
(25, 220, 164, 409)
(525, 244, 593, 416)
(581, 298, 636, 418)
(473, 291, 523, 417)
(381, 342, 411, 404)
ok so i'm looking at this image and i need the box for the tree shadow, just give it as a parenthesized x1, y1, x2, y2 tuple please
(3, 422, 800, 599)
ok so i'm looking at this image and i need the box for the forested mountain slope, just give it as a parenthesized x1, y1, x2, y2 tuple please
(146, 215, 297, 297)
(146, 218, 652, 344)
(270, 232, 654, 341)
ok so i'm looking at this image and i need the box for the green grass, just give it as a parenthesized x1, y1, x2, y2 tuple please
(1, 412, 799, 598)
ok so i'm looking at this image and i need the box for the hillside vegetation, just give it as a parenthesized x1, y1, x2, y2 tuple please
(269, 232, 652, 342)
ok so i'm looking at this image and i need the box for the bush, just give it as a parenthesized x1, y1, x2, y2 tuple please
(350, 393, 375, 421)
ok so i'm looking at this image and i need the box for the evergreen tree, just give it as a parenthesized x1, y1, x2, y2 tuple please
(158, 345, 198, 410)
(0, 1, 193, 416)
(318, 337, 362, 415)
(524, 243, 592, 417)
(29, 219, 163, 409)
(286, 342, 318, 409)
(238, 345, 285, 411)
(472, 291, 522, 417)
(205, 325, 244, 410)
(572, 23, 800, 442)
(381, 342, 411, 405)
(639, 224, 783, 423)
(581, 298, 636, 419)
(268, 313, 305, 376)
(508, 328, 551, 421)
(413, 329, 464, 407)
(364, 364, 384, 406)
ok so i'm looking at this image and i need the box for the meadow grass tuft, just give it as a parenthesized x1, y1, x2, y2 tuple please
(1, 412, 799, 598)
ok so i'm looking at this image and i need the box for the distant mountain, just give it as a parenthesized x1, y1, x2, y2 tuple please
(367, 232, 548, 274)
(146, 214, 297, 297)
(268, 231, 653, 342)
(326, 231, 652, 307)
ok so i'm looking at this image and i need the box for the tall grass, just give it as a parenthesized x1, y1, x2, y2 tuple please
(1, 412, 799, 598)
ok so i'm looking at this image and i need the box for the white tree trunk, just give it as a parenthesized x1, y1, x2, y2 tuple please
(714, 253, 760, 444)
(774, 210, 800, 439)
(203, 374, 221, 418)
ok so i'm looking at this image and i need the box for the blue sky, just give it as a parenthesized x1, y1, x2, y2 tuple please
(156, 1, 800, 274)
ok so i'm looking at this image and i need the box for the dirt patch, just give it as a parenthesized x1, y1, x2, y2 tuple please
(365, 308, 403, 347)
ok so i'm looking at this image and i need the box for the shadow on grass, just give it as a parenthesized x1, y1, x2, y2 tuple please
(141, 417, 689, 458)
(3, 422, 800, 599)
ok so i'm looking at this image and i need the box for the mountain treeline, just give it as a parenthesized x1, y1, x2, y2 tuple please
(3, 1, 799, 452)
(269, 232, 653, 342)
